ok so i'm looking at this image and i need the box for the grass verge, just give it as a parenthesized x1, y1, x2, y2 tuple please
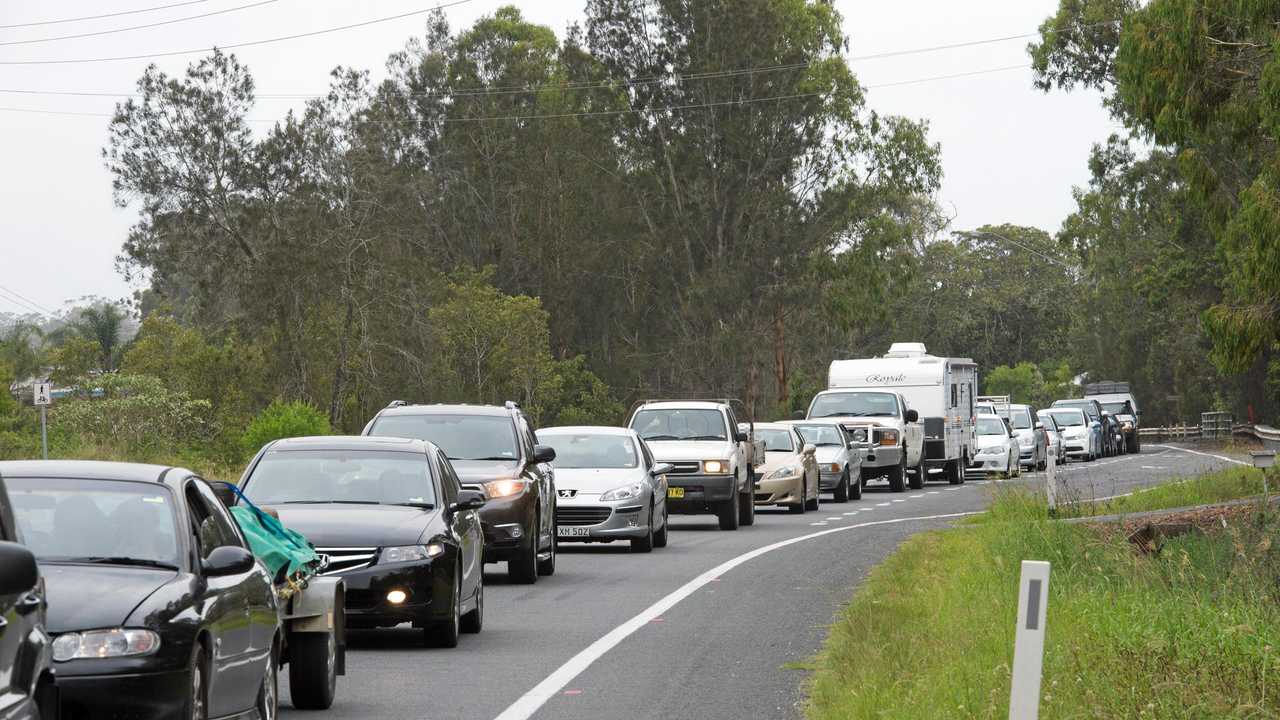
(805, 469, 1280, 719)
(1057, 466, 1267, 517)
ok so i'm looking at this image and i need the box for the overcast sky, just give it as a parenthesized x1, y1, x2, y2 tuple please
(0, 0, 1114, 315)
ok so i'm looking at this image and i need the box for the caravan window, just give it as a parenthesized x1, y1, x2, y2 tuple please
(950, 384, 958, 408)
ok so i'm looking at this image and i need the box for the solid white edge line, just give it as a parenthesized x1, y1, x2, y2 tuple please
(1151, 443, 1248, 466)
(491, 510, 982, 720)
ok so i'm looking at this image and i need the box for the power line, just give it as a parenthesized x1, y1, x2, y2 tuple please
(865, 64, 1027, 89)
(0, 0, 476, 66)
(962, 230, 1075, 270)
(0, 285, 55, 316)
(0, 0, 280, 48)
(0, 0, 214, 29)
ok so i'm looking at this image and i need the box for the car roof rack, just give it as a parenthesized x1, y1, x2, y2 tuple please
(386, 400, 410, 408)
(629, 397, 757, 423)
(504, 400, 521, 410)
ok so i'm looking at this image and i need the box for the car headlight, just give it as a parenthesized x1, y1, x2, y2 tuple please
(877, 430, 899, 446)
(765, 465, 798, 480)
(52, 629, 160, 662)
(380, 544, 445, 564)
(600, 482, 645, 502)
(485, 478, 528, 498)
(702, 460, 730, 474)
(827, 463, 841, 473)
(1019, 435, 1034, 447)
(848, 428, 868, 443)
(1122, 422, 1133, 430)
(978, 446, 1001, 456)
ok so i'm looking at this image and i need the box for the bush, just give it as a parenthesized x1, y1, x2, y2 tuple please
(242, 400, 331, 454)
(51, 373, 214, 455)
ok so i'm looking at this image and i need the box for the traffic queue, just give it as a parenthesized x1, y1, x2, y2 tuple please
(0, 342, 1142, 718)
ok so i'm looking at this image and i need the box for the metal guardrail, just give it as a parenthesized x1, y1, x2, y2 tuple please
(1137, 422, 1280, 448)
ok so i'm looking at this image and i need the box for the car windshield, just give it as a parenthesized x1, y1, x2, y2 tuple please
(756, 429, 795, 452)
(1054, 400, 1098, 419)
(808, 392, 899, 418)
(630, 409, 727, 441)
(370, 414, 519, 461)
(999, 408, 1032, 430)
(7, 477, 181, 568)
(541, 433, 639, 469)
(1101, 402, 1129, 415)
(976, 405, 996, 415)
(976, 417, 1008, 436)
(244, 450, 437, 507)
(793, 424, 844, 446)
(1044, 410, 1085, 427)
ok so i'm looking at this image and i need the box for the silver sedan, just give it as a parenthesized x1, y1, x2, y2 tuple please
(539, 426, 672, 553)
(784, 420, 863, 501)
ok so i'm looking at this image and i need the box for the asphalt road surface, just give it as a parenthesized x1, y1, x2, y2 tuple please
(281, 444, 1243, 720)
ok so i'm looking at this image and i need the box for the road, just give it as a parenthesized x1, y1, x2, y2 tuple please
(281, 444, 1241, 720)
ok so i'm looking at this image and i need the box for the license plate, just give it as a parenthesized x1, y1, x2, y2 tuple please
(667, 487, 685, 499)
(557, 526, 591, 537)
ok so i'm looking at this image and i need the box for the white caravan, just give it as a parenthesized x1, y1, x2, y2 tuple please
(824, 343, 978, 484)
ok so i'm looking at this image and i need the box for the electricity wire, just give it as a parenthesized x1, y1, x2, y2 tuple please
(0, 0, 214, 29)
(0, 0, 280, 48)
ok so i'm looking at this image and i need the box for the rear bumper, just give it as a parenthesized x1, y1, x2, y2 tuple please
(665, 474, 736, 514)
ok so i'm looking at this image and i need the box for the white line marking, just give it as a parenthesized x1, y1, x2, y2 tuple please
(892, 499, 905, 503)
(927, 491, 940, 495)
(825, 517, 843, 521)
(809, 522, 827, 526)
(1151, 444, 1248, 466)
(876, 502, 891, 507)
(910, 494, 925, 498)
(843, 511, 858, 516)
(491, 510, 982, 720)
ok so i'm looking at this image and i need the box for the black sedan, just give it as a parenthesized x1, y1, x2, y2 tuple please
(237, 436, 486, 647)
(1, 460, 280, 720)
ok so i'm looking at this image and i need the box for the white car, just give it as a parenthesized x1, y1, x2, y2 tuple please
(1038, 411, 1069, 466)
(968, 415, 1020, 477)
(750, 423, 821, 513)
(539, 426, 672, 553)
(998, 403, 1047, 471)
(785, 420, 863, 501)
(1040, 408, 1098, 460)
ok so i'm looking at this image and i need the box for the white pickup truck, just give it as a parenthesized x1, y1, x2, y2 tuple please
(628, 400, 763, 530)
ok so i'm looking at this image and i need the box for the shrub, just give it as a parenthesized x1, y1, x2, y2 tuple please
(51, 373, 214, 455)
(241, 400, 330, 454)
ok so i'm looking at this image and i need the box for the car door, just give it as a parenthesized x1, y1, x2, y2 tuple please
(0, 476, 47, 719)
(639, 439, 666, 516)
(900, 395, 924, 465)
(523, 419, 554, 551)
(184, 480, 263, 717)
(437, 452, 480, 600)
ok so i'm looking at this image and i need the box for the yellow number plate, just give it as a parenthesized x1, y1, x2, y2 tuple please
(667, 487, 685, 499)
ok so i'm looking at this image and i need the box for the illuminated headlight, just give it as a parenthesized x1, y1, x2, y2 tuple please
(702, 460, 730, 474)
(380, 544, 445, 564)
(877, 430, 899, 446)
(764, 466, 798, 480)
(601, 482, 645, 502)
(485, 478, 528, 498)
(1122, 422, 1133, 430)
(53, 629, 160, 662)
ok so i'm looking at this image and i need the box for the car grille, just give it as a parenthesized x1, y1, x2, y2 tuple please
(316, 547, 377, 576)
(556, 506, 611, 526)
(666, 461, 701, 475)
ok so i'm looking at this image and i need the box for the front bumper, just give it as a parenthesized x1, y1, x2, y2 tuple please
(663, 473, 736, 515)
(969, 452, 1010, 473)
(753, 473, 803, 505)
(858, 445, 902, 470)
(332, 559, 444, 629)
(555, 496, 650, 542)
(56, 667, 188, 719)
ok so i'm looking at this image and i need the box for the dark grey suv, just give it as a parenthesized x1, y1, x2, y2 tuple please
(363, 402, 557, 584)
(0, 475, 53, 720)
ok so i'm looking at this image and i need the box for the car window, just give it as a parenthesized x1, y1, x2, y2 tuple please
(793, 424, 844, 446)
(243, 450, 438, 508)
(370, 413, 519, 461)
(756, 429, 796, 452)
(1043, 410, 1085, 427)
(639, 439, 654, 468)
(976, 417, 1008, 436)
(999, 408, 1033, 430)
(631, 409, 728, 441)
(186, 481, 243, 560)
(435, 451, 459, 505)
(541, 432, 640, 468)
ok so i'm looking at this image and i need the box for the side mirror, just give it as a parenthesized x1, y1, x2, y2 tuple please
(734, 431, 749, 443)
(802, 443, 817, 456)
(210, 482, 238, 508)
(791, 410, 805, 420)
(905, 409, 919, 423)
(532, 444, 557, 463)
(1034, 422, 1044, 430)
(848, 441, 858, 449)
(450, 489, 487, 514)
(202, 546, 255, 577)
(0, 541, 38, 595)
(651, 462, 675, 476)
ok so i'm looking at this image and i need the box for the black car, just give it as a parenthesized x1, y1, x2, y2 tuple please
(362, 402, 558, 584)
(1, 460, 279, 720)
(0, 475, 53, 720)
(237, 436, 487, 647)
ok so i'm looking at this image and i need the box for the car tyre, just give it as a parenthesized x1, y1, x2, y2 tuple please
(738, 470, 756, 526)
(718, 485, 741, 531)
(653, 503, 669, 548)
(461, 576, 483, 634)
(537, 530, 556, 577)
(256, 640, 279, 720)
(289, 627, 337, 709)
(804, 473, 820, 511)
(833, 470, 850, 503)
(849, 469, 863, 500)
(186, 643, 210, 720)
(508, 530, 538, 584)
(631, 503, 656, 552)
(907, 459, 925, 490)
(426, 575, 461, 648)
(887, 457, 907, 492)
(946, 458, 962, 485)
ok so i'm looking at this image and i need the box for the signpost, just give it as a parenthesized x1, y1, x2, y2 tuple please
(1009, 560, 1051, 720)
(1250, 450, 1275, 499)
(33, 381, 50, 460)
(1044, 450, 1057, 512)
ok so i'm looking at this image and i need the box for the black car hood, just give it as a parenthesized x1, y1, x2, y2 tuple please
(451, 460, 521, 483)
(42, 564, 178, 633)
(268, 504, 440, 547)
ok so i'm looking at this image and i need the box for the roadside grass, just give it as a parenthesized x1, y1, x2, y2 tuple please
(1057, 466, 1268, 518)
(46, 442, 244, 482)
(806, 471, 1280, 719)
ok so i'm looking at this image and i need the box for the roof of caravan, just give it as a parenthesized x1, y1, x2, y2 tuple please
(828, 353, 975, 388)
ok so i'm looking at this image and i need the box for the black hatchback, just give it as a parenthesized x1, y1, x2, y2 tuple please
(2, 460, 280, 720)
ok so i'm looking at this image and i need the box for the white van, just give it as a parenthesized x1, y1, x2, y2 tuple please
(823, 343, 978, 485)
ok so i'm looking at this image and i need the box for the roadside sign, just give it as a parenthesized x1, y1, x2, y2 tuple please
(33, 382, 51, 406)
(1009, 560, 1051, 719)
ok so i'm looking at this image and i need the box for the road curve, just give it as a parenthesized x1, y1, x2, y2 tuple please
(281, 445, 1238, 720)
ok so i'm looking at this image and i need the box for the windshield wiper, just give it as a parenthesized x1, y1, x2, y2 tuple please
(459, 456, 518, 462)
(275, 500, 380, 505)
(689, 435, 727, 441)
(390, 502, 435, 509)
(642, 434, 681, 441)
(65, 557, 178, 570)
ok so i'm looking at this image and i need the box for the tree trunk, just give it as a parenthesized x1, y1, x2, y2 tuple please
(328, 297, 355, 428)
(773, 305, 788, 413)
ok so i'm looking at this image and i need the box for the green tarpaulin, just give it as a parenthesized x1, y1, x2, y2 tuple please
(230, 504, 319, 583)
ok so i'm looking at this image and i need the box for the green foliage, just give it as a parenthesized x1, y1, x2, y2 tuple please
(983, 362, 1041, 403)
(46, 336, 99, 385)
(534, 355, 625, 427)
(241, 400, 331, 454)
(51, 374, 213, 456)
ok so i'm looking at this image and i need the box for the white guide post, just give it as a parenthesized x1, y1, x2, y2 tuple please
(1044, 450, 1057, 511)
(1009, 560, 1050, 720)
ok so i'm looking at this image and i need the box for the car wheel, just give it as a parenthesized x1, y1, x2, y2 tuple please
(888, 456, 906, 492)
(805, 473, 820, 511)
(256, 640, 279, 720)
(186, 644, 209, 720)
(1013, 455, 1022, 478)
(653, 503, 669, 548)
(632, 502, 656, 552)
(907, 459, 925, 490)
(946, 458, 962, 485)
(738, 470, 756, 526)
(508, 529, 538, 584)
(537, 528, 556, 577)
(849, 469, 863, 500)
(426, 575, 462, 648)
(718, 485, 741, 531)
(461, 575, 483, 634)
(289, 627, 337, 709)
(833, 470, 850, 503)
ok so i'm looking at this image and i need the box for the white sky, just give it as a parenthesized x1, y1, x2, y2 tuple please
(0, 0, 1114, 314)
